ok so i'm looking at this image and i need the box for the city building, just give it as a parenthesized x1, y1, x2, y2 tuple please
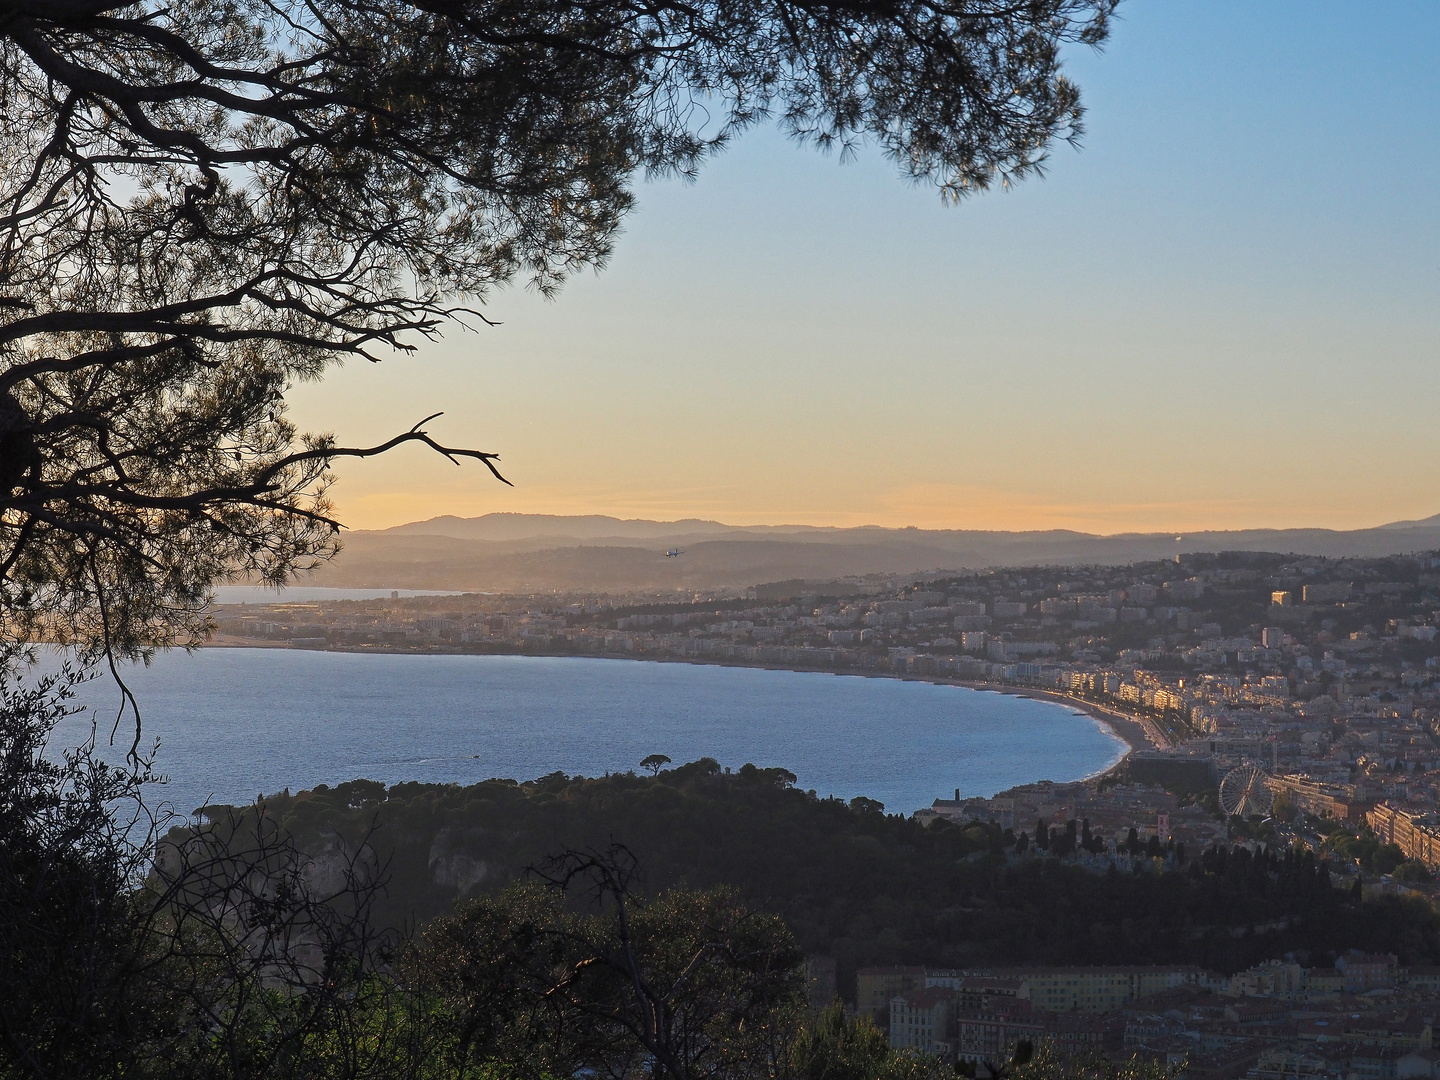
(858, 966, 926, 1021)
(1368, 804, 1440, 869)
(890, 988, 955, 1058)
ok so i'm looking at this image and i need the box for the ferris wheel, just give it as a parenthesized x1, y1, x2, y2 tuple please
(1219, 765, 1274, 817)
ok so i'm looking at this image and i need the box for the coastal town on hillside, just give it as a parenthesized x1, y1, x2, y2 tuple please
(215, 549, 1440, 880)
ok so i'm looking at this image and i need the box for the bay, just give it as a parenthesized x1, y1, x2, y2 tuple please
(55, 649, 1128, 820)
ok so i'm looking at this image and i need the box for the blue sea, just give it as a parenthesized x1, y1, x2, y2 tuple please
(52, 649, 1127, 819)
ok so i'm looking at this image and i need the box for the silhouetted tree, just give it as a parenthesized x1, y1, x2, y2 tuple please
(0, 659, 401, 1078)
(1, 0, 1117, 662)
(1051, 820, 1076, 858)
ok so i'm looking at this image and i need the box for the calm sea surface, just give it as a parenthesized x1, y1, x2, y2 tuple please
(54, 649, 1127, 818)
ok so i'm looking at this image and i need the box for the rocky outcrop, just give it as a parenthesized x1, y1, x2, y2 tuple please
(427, 829, 491, 895)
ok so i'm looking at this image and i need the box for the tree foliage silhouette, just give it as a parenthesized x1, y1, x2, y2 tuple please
(1, 5, 1126, 1069)
(1, 0, 1115, 661)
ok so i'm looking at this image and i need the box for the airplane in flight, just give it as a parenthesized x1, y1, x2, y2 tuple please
(664, 549, 684, 558)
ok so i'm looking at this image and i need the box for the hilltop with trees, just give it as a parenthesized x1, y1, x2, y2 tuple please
(183, 760, 1440, 998)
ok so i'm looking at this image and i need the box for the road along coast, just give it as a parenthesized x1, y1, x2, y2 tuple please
(954, 683, 1166, 754)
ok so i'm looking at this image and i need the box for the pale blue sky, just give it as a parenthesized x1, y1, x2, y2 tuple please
(292, 1, 1440, 533)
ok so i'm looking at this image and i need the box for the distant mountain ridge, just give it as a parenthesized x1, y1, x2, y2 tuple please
(384, 513, 741, 541)
(1378, 512, 1440, 531)
(381, 512, 863, 541)
(305, 511, 1440, 594)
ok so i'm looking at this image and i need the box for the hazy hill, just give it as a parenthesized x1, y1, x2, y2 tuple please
(1379, 512, 1440, 531)
(304, 512, 1440, 594)
(384, 513, 747, 541)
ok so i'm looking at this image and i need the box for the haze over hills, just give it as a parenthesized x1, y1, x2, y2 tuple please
(383, 514, 748, 542)
(304, 512, 1440, 594)
(1378, 512, 1440, 531)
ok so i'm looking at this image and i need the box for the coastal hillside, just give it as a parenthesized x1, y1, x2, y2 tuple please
(183, 762, 1440, 997)
(307, 513, 1440, 593)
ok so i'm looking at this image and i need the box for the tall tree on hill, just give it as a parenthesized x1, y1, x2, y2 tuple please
(1050, 819, 1075, 858)
(1, 0, 1117, 665)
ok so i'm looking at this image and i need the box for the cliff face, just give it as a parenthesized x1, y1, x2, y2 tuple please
(426, 829, 493, 894)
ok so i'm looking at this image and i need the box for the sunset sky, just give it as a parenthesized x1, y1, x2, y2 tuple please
(290, 1, 1440, 535)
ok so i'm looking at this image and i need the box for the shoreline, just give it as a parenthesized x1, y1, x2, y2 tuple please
(206, 637, 1163, 783)
(954, 683, 1167, 756)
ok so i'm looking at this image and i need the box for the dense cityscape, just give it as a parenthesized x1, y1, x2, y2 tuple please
(858, 956, 1440, 1079)
(207, 548, 1440, 1078)
(218, 551, 1440, 853)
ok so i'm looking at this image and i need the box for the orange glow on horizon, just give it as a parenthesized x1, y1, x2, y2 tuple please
(327, 483, 1427, 537)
